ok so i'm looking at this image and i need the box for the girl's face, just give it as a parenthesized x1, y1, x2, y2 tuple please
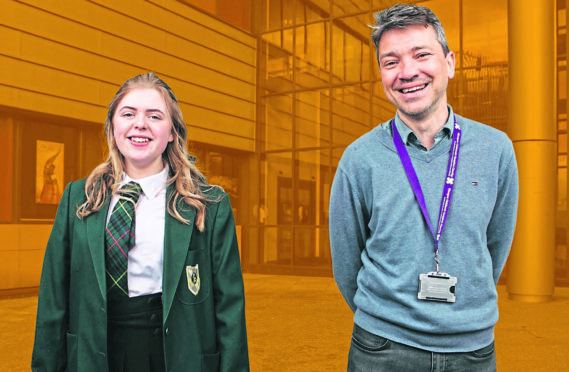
(113, 88, 174, 179)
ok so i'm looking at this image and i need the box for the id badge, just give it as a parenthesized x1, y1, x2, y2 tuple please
(418, 272, 457, 303)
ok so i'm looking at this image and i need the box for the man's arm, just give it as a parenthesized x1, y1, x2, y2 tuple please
(329, 166, 368, 312)
(487, 140, 519, 284)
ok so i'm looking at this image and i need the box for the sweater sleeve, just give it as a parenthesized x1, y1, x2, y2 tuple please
(486, 139, 519, 284)
(329, 164, 369, 312)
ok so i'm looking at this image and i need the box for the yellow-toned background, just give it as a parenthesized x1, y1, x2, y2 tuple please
(0, 0, 568, 370)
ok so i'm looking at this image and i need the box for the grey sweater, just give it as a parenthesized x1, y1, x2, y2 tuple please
(329, 107, 518, 352)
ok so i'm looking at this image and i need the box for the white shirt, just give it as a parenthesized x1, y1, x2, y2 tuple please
(106, 166, 169, 297)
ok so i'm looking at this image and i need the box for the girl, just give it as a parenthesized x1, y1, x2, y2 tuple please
(32, 72, 249, 372)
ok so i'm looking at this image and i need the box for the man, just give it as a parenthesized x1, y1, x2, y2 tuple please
(329, 4, 518, 371)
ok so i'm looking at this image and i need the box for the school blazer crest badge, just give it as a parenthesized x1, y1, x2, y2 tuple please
(186, 264, 200, 295)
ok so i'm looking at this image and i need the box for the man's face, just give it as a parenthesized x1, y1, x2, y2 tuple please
(377, 24, 455, 122)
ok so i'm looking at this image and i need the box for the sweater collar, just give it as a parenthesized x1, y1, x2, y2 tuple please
(393, 105, 455, 150)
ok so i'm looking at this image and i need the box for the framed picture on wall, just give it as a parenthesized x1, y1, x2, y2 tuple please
(36, 140, 64, 205)
(19, 119, 80, 221)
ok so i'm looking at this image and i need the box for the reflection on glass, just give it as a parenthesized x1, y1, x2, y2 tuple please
(296, 149, 331, 225)
(295, 150, 317, 226)
(296, 0, 328, 24)
(559, 155, 567, 168)
(247, 227, 259, 265)
(263, 226, 292, 264)
(261, 152, 293, 225)
(559, 70, 566, 101)
(295, 22, 331, 89)
(331, 17, 372, 83)
(333, 0, 371, 16)
(332, 18, 370, 83)
(318, 227, 331, 264)
(560, 134, 567, 155)
(261, 38, 294, 94)
(295, 90, 331, 148)
(264, 0, 296, 31)
(557, 167, 568, 278)
(332, 84, 371, 146)
(332, 24, 345, 81)
(263, 94, 293, 150)
(294, 227, 316, 265)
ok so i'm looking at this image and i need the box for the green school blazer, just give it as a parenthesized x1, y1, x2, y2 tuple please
(32, 179, 249, 372)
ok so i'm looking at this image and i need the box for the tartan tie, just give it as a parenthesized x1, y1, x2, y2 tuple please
(105, 181, 142, 299)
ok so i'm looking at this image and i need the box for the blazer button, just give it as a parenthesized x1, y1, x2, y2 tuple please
(165, 327, 169, 336)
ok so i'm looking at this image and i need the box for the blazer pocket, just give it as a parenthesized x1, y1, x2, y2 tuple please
(202, 352, 220, 372)
(66, 332, 78, 372)
(175, 248, 212, 305)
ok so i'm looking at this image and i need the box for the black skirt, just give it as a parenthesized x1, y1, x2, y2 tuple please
(107, 292, 165, 372)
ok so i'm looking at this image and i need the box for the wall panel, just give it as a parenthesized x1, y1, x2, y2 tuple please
(0, 225, 51, 290)
(0, 0, 257, 151)
(0, 84, 107, 124)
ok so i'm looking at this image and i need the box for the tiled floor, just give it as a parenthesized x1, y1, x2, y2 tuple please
(2, 274, 568, 371)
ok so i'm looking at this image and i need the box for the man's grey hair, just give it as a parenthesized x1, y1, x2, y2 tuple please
(371, 3, 450, 56)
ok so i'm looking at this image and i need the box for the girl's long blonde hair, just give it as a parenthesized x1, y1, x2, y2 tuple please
(77, 72, 209, 231)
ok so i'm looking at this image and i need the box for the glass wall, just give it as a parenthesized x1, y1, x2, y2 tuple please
(252, 0, 384, 274)
(249, 0, 568, 284)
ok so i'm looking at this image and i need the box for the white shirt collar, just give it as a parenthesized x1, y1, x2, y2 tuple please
(122, 165, 169, 200)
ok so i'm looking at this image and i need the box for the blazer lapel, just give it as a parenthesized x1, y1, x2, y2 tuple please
(162, 194, 196, 321)
(86, 199, 111, 299)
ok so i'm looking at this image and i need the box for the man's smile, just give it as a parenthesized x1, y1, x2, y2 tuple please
(398, 83, 429, 94)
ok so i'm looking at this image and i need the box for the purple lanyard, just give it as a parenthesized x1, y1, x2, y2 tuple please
(392, 116, 461, 255)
